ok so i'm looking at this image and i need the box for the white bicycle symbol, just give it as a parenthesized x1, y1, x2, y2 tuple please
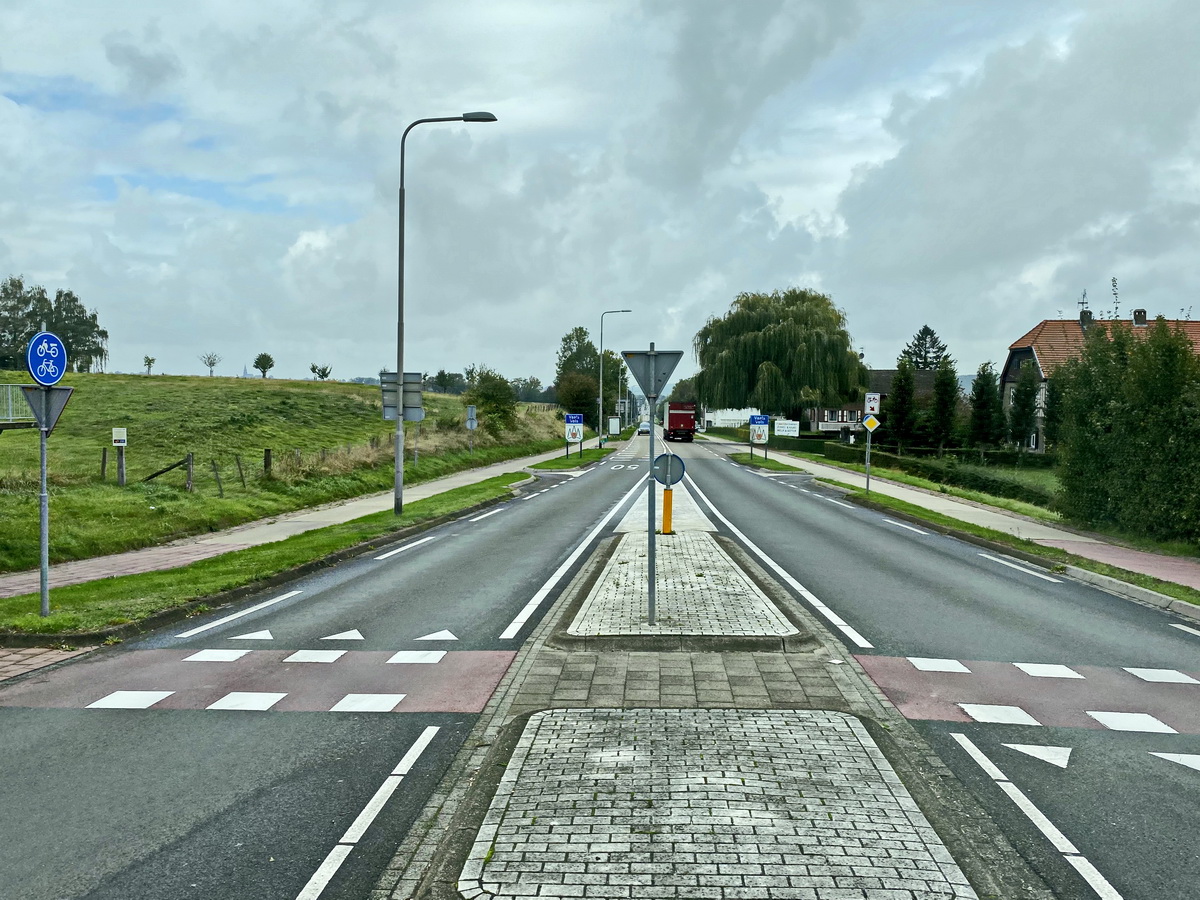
(36, 339, 60, 358)
(37, 360, 59, 378)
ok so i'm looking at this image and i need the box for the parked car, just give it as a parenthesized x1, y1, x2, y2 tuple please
(637, 421, 652, 435)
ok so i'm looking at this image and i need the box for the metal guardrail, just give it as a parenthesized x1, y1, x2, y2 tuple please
(1, 384, 36, 423)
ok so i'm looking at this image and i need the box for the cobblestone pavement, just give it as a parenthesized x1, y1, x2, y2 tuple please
(568, 533, 797, 637)
(459, 709, 976, 899)
(0, 645, 95, 679)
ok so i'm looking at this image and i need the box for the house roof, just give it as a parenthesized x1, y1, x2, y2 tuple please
(1009, 317, 1200, 376)
(867, 369, 938, 395)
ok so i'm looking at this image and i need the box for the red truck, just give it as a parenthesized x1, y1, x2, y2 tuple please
(664, 402, 697, 442)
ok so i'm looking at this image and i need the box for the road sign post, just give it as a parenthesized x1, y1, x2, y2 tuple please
(565, 414, 584, 457)
(24, 331, 70, 617)
(862, 413, 880, 496)
(622, 343, 683, 626)
(749, 414, 769, 460)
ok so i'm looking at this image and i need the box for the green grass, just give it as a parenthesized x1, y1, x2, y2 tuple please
(728, 452, 800, 472)
(0, 371, 564, 572)
(529, 448, 615, 469)
(0, 473, 529, 636)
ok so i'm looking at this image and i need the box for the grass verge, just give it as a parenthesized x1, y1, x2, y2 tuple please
(528, 448, 615, 470)
(728, 452, 800, 472)
(0, 473, 528, 638)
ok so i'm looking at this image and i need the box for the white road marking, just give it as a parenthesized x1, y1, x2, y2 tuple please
(823, 496, 854, 509)
(499, 475, 649, 640)
(1123, 667, 1199, 684)
(294, 726, 440, 900)
(231, 630, 273, 640)
(1013, 663, 1084, 679)
(950, 732, 1009, 780)
(908, 657, 970, 673)
(1064, 856, 1124, 900)
(884, 519, 929, 535)
(284, 649, 346, 663)
(414, 629, 457, 641)
(1003, 744, 1073, 768)
(176, 590, 303, 638)
(997, 782, 1079, 854)
(207, 691, 286, 711)
(322, 629, 363, 641)
(959, 703, 1042, 726)
(1171, 623, 1200, 638)
(87, 690, 174, 710)
(386, 650, 447, 664)
(330, 694, 406, 713)
(1087, 710, 1177, 733)
(184, 649, 250, 662)
(683, 474, 873, 649)
(1150, 752, 1200, 772)
(978, 552, 1062, 583)
(469, 509, 504, 522)
(375, 535, 438, 560)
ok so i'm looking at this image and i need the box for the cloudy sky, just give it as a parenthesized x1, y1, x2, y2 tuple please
(3, 0, 1199, 390)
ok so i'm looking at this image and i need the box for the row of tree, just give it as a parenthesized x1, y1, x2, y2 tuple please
(0, 276, 109, 372)
(551, 326, 630, 429)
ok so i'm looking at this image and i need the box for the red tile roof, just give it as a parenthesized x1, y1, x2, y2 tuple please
(1009, 318, 1200, 376)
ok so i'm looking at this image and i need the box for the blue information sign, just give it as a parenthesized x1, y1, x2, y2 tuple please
(27, 331, 67, 386)
(749, 414, 769, 425)
(565, 413, 584, 424)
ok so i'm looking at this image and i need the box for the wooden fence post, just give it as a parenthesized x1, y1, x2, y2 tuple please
(100, 447, 107, 480)
(264, 448, 272, 476)
(117, 446, 126, 487)
(234, 454, 246, 488)
(186, 453, 194, 492)
(211, 459, 224, 498)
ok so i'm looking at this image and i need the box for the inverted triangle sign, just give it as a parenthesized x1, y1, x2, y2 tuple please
(622, 343, 683, 400)
(21, 385, 74, 433)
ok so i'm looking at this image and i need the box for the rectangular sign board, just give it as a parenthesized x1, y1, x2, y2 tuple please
(112, 427, 127, 447)
(774, 419, 800, 437)
(749, 414, 769, 425)
(750, 424, 769, 444)
(565, 423, 584, 442)
(865, 392, 881, 414)
(565, 413, 584, 424)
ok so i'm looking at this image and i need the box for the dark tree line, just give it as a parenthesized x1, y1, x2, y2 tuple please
(0, 276, 109, 372)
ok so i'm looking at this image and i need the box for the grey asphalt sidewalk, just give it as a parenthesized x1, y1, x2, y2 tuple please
(379, 478, 1048, 899)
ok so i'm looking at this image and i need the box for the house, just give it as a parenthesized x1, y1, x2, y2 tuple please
(804, 369, 937, 435)
(1001, 309, 1200, 450)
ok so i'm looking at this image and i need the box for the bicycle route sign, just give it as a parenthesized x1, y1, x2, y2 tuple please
(27, 332, 67, 386)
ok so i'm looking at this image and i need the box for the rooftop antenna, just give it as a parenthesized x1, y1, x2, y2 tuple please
(1077, 289, 1088, 311)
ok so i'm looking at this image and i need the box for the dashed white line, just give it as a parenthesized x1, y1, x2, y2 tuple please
(469, 509, 504, 522)
(176, 590, 303, 638)
(1171, 623, 1200, 638)
(375, 534, 438, 560)
(883, 519, 929, 535)
(978, 552, 1061, 583)
(951, 733, 1124, 899)
(295, 726, 440, 900)
(823, 496, 854, 509)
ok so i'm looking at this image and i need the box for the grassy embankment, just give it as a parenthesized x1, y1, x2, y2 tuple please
(0, 371, 566, 573)
(729, 451, 1200, 608)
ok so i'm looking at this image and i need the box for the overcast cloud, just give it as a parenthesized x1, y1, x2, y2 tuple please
(2, 0, 1198, 389)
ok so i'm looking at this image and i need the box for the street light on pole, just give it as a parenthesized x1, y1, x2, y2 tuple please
(395, 111, 497, 515)
(598, 309, 631, 448)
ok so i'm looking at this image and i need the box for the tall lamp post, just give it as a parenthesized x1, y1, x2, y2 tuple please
(598, 309, 631, 447)
(395, 111, 497, 514)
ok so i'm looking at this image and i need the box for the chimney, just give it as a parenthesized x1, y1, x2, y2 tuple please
(1133, 308, 1148, 326)
(1080, 309, 1094, 329)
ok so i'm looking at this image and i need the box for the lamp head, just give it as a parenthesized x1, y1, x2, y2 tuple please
(462, 111, 498, 122)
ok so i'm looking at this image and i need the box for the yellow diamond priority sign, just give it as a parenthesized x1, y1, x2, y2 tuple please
(862, 414, 880, 432)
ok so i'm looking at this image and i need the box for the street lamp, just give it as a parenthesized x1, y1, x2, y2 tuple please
(598, 309, 632, 448)
(395, 111, 497, 514)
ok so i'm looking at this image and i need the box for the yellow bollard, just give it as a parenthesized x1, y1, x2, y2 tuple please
(662, 486, 673, 534)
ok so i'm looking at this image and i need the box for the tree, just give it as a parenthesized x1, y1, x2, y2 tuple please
(310, 363, 332, 380)
(430, 369, 468, 394)
(930, 356, 960, 450)
(464, 365, 518, 436)
(899, 325, 950, 370)
(143, 355, 156, 375)
(693, 287, 866, 416)
(1008, 361, 1040, 449)
(0, 276, 109, 372)
(199, 352, 222, 376)
(883, 359, 917, 452)
(554, 327, 599, 385)
(967, 362, 1004, 447)
(253, 353, 275, 378)
(1042, 374, 1064, 448)
(556, 371, 599, 427)
(511, 376, 544, 402)
(668, 374, 699, 404)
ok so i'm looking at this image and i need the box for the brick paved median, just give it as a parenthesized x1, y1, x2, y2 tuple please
(459, 708, 977, 899)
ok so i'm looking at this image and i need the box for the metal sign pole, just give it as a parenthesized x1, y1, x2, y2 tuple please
(865, 427, 872, 497)
(647, 390, 656, 626)
(38, 390, 49, 616)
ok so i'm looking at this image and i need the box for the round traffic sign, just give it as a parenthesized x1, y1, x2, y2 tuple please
(651, 452, 685, 486)
(27, 331, 67, 386)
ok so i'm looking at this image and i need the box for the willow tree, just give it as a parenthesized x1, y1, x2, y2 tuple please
(693, 288, 867, 415)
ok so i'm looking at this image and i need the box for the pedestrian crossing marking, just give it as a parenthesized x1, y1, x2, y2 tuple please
(321, 629, 363, 641)
(1123, 667, 1199, 684)
(908, 657, 971, 673)
(207, 691, 286, 711)
(1087, 710, 1177, 733)
(959, 703, 1042, 726)
(387, 650, 447, 664)
(185, 649, 251, 662)
(231, 630, 273, 641)
(330, 694, 407, 712)
(284, 649, 346, 663)
(87, 690, 174, 709)
(1013, 663, 1084, 679)
(415, 630, 458, 641)
(1003, 744, 1073, 768)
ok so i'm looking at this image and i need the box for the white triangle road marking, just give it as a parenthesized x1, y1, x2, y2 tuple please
(1003, 744, 1073, 768)
(322, 629, 364, 641)
(414, 630, 458, 642)
(1150, 752, 1200, 772)
(230, 630, 273, 640)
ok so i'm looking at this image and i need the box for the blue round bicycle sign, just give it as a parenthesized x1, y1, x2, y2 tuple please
(27, 331, 67, 386)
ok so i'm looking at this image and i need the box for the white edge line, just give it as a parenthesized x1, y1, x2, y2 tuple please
(375, 534, 437, 560)
(1064, 855, 1125, 900)
(296, 727, 441, 900)
(175, 590, 302, 638)
(949, 732, 1009, 781)
(498, 476, 648, 640)
(978, 552, 1061, 583)
(683, 473, 872, 649)
(1171, 623, 1200, 638)
(824, 497, 855, 508)
(469, 509, 504, 522)
(883, 519, 929, 535)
